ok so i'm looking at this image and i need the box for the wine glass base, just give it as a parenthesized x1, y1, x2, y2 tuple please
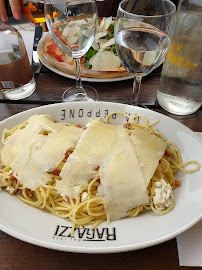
(135, 103, 149, 109)
(130, 101, 149, 109)
(62, 85, 99, 102)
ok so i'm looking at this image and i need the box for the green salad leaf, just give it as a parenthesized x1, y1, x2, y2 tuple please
(83, 61, 92, 69)
(85, 48, 98, 60)
(109, 22, 114, 33)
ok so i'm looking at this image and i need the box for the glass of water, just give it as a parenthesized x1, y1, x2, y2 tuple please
(115, 0, 176, 106)
(44, 0, 98, 102)
(157, 0, 202, 115)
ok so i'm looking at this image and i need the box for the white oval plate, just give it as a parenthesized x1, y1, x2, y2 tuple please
(37, 34, 133, 83)
(0, 102, 201, 254)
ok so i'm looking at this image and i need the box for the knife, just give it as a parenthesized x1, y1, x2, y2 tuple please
(32, 25, 43, 75)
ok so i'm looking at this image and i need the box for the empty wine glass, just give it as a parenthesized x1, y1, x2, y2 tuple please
(44, 0, 98, 102)
(115, 0, 176, 105)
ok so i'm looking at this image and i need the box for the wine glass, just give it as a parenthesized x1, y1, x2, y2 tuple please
(114, 0, 176, 105)
(44, 0, 98, 102)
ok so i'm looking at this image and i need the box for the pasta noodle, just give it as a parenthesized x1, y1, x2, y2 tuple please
(0, 113, 200, 232)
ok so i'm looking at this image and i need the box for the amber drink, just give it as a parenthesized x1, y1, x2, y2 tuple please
(0, 23, 36, 100)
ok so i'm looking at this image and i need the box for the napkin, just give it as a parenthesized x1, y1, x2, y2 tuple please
(177, 132, 202, 267)
(19, 30, 35, 64)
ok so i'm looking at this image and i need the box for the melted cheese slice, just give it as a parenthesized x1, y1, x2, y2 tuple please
(98, 130, 149, 221)
(89, 51, 121, 71)
(1, 115, 61, 167)
(56, 120, 122, 198)
(130, 127, 166, 186)
(56, 120, 149, 221)
(1, 115, 84, 190)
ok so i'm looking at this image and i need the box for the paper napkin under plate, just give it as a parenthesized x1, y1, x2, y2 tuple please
(177, 132, 202, 267)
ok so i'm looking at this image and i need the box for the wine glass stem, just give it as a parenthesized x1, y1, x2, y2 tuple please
(132, 76, 142, 105)
(74, 58, 86, 95)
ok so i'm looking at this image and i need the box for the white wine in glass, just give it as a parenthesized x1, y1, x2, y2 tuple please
(44, 0, 99, 102)
(115, 0, 176, 105)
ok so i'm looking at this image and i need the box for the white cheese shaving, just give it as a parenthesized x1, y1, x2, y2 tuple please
(56, 119, 121, 198)
(91, 17, 114, 50)
(98, 129, 149, 221)
(91, 41, 99, 50)
(14, 125, 83, 190)
(98, 17, 113, 32)
(99, 38, 115, 51)
(1, 115, 84, 190)
(129, 127, 166, 186)
(131, 50, 160, 66)
(1, 115, 59, 168)
(68, 19, 85, 27)
(62, 25, 80, 38)
(89, 51, 121, 71)
(82, 24, 94, 38)
(68, 36, 78, 46)
(91, 31, 108, 50)
(95, 31, 108, 40)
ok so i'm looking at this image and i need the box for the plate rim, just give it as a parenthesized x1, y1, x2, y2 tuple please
(0, 216, 201, 254)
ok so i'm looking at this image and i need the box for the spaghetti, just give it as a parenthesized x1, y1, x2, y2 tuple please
(0, 113, 200, 232)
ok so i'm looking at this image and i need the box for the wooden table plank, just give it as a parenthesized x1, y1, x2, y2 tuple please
(0, 229, 199, 270)
(0, 230, 179, 270)
(0, 67, 162, 105)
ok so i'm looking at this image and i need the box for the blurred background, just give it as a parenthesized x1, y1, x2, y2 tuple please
(97, 0, 179, 17)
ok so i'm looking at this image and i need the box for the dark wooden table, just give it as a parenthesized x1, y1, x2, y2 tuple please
(0, 64, 201, 270)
